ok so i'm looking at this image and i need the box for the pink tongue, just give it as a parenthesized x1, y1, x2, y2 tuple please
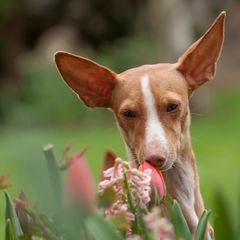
(138, 161, 166, 199)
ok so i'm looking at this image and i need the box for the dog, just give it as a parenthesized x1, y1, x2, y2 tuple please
(54, 12, 225, 237)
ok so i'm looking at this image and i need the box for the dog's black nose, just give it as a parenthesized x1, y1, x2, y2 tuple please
(145, 155, 165, 168)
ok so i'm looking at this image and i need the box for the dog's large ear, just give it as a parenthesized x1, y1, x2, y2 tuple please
(177, 11, 225, 93)
(55, 52, 117, 108)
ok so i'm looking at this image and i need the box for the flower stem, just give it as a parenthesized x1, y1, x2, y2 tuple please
(137, 209, 152, 240)
(122, 168, 139, 235)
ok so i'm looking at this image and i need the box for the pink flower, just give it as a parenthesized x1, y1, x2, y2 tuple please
(144, 207, 174, 240)
(128, 168, 152, 207)
(138, 161, 166, 200)
(98, 158, 152, 233)
(105, 201, 135, 222)
(99, 158, 124, 194)
(65, 150, 96, 210)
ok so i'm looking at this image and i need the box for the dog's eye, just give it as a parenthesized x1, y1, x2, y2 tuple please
(166, 103, 178, 112)
(122, 110, 136, 118)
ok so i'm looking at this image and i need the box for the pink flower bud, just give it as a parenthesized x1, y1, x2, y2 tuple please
(15, 191, 31, 235)
(65, 150, 96, 210)
(138, 161, 166, 199)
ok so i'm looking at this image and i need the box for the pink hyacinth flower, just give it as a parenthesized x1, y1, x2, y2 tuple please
(65, 150, 96, 210)
(138, 161, 166, 199)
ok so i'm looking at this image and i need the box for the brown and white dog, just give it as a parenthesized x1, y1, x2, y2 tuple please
(55, 12, 225, 237)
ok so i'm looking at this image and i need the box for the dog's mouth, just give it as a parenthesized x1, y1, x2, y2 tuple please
(137, 154, 175, 172)
(128, 147, 175, 172)
(160, 156, 175, 172)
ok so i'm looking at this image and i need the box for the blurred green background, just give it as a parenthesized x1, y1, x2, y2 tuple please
(0, 0, 240, 238)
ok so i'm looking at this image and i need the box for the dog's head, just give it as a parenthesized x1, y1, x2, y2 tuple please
(55, 12, 225, 170)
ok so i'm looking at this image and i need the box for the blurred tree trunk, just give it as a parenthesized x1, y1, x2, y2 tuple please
(140, 0, 193, 62)
(1, 2, 26, 88)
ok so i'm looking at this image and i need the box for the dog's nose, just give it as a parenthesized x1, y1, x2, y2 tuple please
(145, 155, 165, 168)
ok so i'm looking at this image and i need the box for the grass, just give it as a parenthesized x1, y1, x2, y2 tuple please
(0, 89, 240, 237)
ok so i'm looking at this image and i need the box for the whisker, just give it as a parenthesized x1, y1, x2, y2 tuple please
(190, 112, 203, 117)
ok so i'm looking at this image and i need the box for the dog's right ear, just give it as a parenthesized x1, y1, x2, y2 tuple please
(176, 11, 225, 94)
(55, 52, 117, 108)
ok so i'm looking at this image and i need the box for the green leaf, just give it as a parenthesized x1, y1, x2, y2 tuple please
(5, 192, 23, 238)
(43, 144, 62, 209)
(194, 210, 211, 240)
(171, 200, 191, 240)
(5, 219, 14, 240)
(108, 214, 129, 232)
(17, 236, 31, 240)
(148, 187, 161, 210)
(98, 187, 116, 208)
(86, 213, 124, 240)
(137, 208, 153, 240)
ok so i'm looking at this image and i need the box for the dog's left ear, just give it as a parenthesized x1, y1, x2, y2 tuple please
(177, 11, 226, 93)
(55, 52, 117, 108)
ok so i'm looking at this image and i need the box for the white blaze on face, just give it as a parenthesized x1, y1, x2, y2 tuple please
(141, 74, 168, 155)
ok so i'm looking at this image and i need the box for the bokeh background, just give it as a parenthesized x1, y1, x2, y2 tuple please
(0, 0, 240, 237)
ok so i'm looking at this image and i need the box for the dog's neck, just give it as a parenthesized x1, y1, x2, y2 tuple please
(178, 114, 195, 164)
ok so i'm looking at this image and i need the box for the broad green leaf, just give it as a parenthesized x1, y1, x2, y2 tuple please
(194, 210, 211, 240)
(86, 214, 124, 240)
(5, 192, 23, 238)
(171, 200, 191, 240)
(5, 219, 14, 240)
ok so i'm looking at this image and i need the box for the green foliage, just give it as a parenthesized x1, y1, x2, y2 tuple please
(148, 187, 161, 210)
(0, 0, 16, 18)
(86, 214, 124, 240)
(194, 210, 211, 240)
(171, 200, 191, 240)
(5, 192, 23, 239)
(171, 201, 213, 240)
(98, 187, 116, 208)
(1, 145, 215, 240)
(1, 145, 126, 240)
(0, 35, 157, 126)
(43, 144, 62, 210)
(5, 219, 14, 240)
